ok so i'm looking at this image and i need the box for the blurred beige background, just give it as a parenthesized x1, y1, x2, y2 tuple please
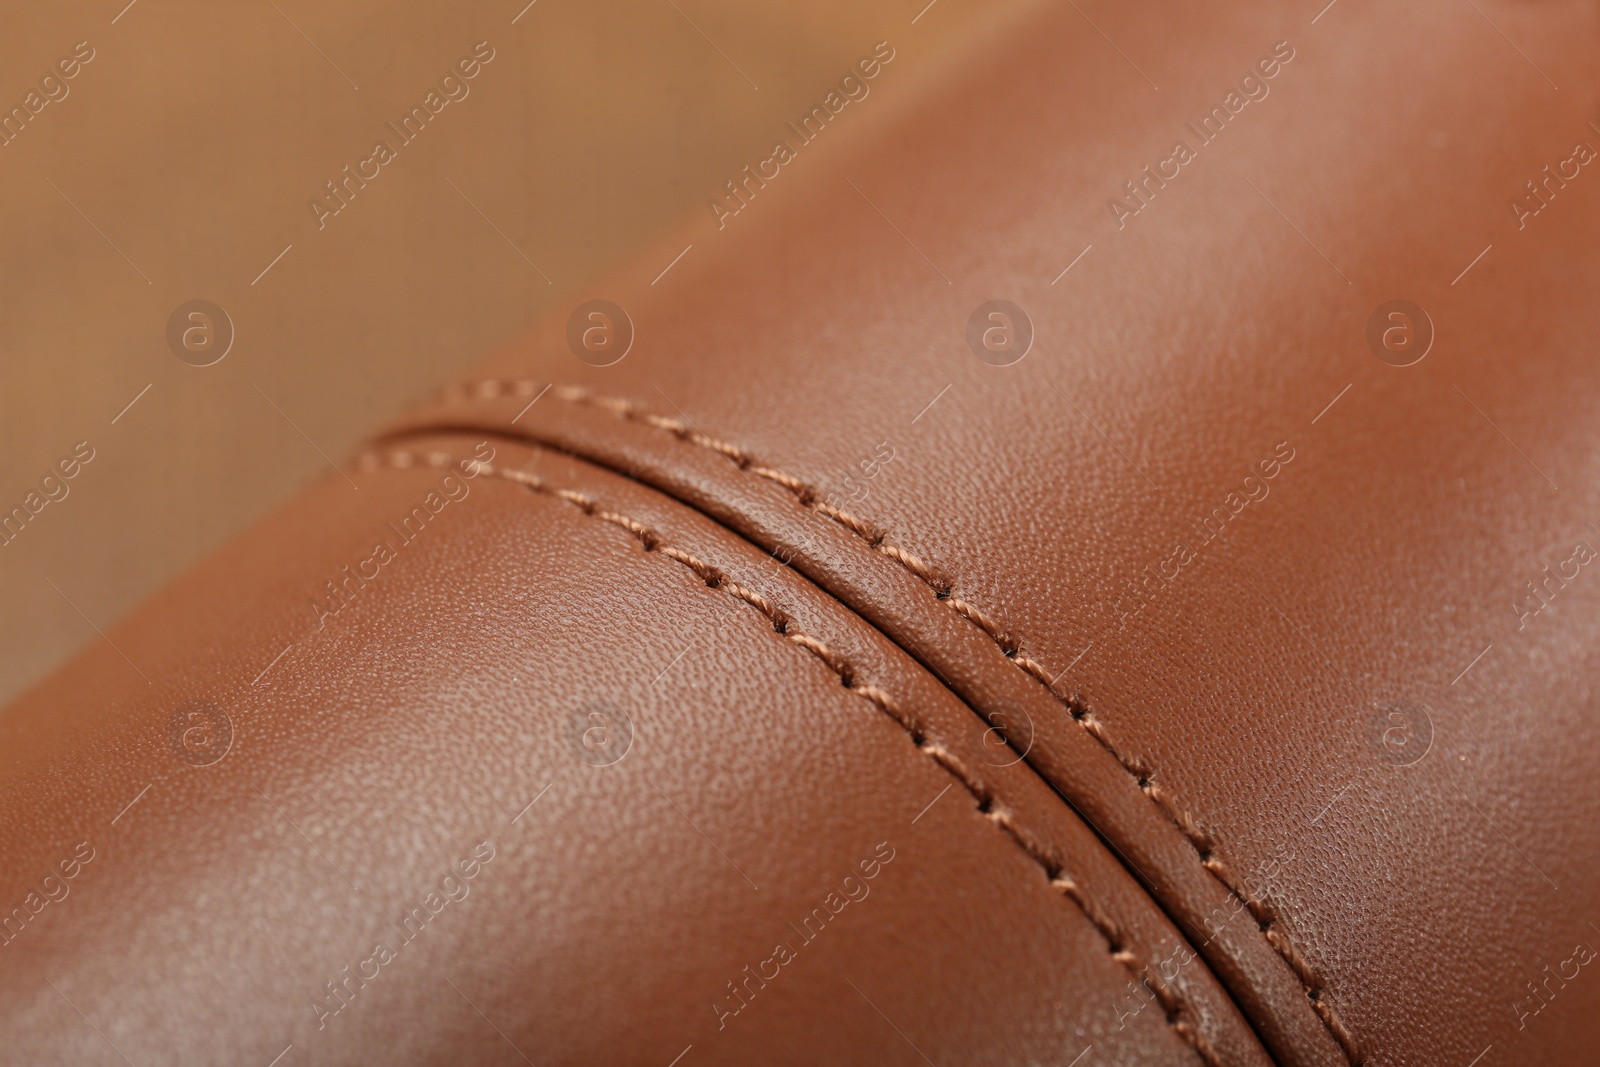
(0, 0, 989, 705)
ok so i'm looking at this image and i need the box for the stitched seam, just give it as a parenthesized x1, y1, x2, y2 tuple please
(364, 445, 1224, 1067)
(434, 380, 1363, 1064)
(1065, 698, 1364, 1061)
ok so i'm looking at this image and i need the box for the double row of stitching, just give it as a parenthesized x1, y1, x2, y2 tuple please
(363, 446, 1224, 1067)
(1063, 698, 1364, 1062)
(432, 379, 1365, 1065)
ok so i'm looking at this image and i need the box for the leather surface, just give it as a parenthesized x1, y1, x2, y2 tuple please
(0, 435, 1270, 1064)
(382, 0, 1600, 1064)
(7, 0, 1600, 1064)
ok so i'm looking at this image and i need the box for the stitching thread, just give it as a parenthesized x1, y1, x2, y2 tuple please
(1064, 697, 1364, 1062)
(365, 446, 1224, 1067)
(432, 380, 1364, 1064)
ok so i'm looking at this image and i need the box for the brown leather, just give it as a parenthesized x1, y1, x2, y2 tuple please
(0, 435, 1269, 1065)
(7, 0, 1600, 1064)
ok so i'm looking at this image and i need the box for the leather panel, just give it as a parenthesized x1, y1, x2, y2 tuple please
(0, 435, 1269, 1065)
(383, 1, 1600, 1063)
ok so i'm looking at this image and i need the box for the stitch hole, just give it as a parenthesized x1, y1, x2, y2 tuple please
(910, 731, 927, 747)
(1137, 776, 1150, 790)
(1070, 705, 1089, 721)
(934, 588, 952, 601)
(975, 795, 993, 814)
(1003, 647, 1018, 659)
(1307, 988, 1321, 1003)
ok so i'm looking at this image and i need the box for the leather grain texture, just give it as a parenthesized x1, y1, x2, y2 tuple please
(384, 0, 1600, 1063)
(0, 436, 1269, 1064)
(6, 0, 1600, 1064)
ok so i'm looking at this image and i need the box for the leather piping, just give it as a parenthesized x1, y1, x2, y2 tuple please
(374, 380, 1354, 1067)
(363, 443, 1226, 1065)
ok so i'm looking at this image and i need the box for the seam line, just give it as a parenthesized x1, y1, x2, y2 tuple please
(364, 445, 1224, 1067)
(431, 379, 1364, 1064)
